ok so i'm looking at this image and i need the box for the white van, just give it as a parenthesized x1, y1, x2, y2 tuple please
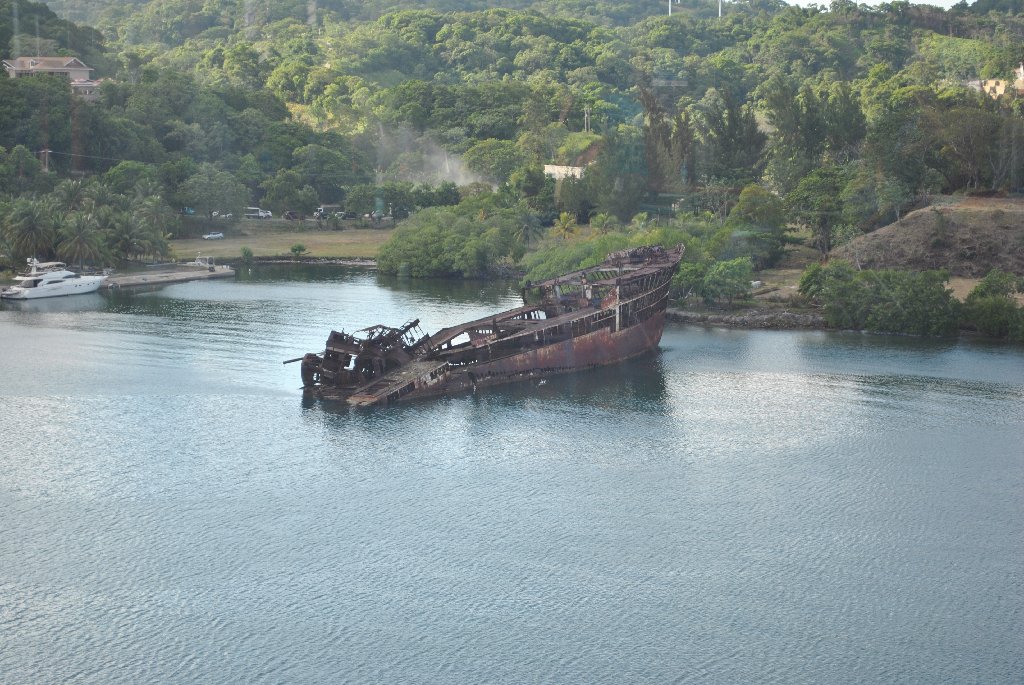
(245, 207, 272, 219)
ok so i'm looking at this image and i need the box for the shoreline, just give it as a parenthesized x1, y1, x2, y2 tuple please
(236, 256, 377, 267)
(5, 259, 1011, 341)
(666, 307, 826, 330)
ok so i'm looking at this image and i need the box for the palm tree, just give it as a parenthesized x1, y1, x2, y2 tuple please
(590, 212, 616, 234)
(136, 195, 177, 240)
(147, 225, 171, 262)
(57, 212, 106, 270)
(0, 198, 13, 262)
(84, 180, 128, 213)
(107, 212, 170, 264)
(515, 215, 545, 247)
(53, 179, 86, 211)
(553, 211, 577, 240)
(80, 198, 117, 231)
(627, 211, 650, 234)
(6, 196, 57, 260)
(107, 214, 150, 264)
(132, 178, 165, 203)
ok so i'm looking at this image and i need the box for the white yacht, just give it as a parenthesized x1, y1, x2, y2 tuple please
(1, 258, 107, 300)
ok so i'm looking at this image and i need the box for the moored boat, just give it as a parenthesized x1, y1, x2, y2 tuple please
(294, 244, 684, 407)
(1, 258, 107, 300)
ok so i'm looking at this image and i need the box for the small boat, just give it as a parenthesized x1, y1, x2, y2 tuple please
(184, 253, 218, 270)
(1, 258, 107, 300)
(294, 244, 684, 407)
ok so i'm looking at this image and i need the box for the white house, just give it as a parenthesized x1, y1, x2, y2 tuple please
(2, 56, 93, 81)
(543, 164, 586, 180)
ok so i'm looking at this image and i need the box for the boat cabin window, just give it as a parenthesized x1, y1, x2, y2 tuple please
(447, 332, 471, 348)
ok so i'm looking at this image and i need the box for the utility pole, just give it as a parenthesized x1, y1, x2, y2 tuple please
(668, 0, 672, 16)
(12, 2, 19, 56)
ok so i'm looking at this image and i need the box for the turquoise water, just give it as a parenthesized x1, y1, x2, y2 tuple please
(1, 266, 1022, 684)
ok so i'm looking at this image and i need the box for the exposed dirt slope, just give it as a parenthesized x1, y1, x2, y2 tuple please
(831, 197, 1024, 277)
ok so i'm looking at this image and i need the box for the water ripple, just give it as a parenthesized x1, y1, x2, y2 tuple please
(1, 274, 1022, 684)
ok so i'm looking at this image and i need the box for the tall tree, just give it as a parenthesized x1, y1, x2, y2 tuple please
(5, 197, 57, 260)
(786, 166, 848, 256)
(762, 76, 826, 194)
(696, 89, 765, 185)
(57, 212, 105, 269)
(725, 184, 788, 269)
(179, 163, 249, 217)
(821, 81, 866, 164)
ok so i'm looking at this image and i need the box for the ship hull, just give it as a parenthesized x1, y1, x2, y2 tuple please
(450, 311, 666, 392)
(316, 312, 667, 406)
(298, 245, 684, 408)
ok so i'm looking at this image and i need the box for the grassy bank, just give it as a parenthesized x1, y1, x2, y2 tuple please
(172, 224, 393, 260)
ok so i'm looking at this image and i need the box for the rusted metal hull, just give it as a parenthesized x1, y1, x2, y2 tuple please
(454, 311, 666, 390)
(295, 245, 683, 407)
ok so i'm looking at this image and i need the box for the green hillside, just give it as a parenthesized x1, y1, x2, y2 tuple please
(2, 0, 1024, 302)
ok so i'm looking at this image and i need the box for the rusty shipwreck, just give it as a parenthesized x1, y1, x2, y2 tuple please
(296, 244, 683, 406)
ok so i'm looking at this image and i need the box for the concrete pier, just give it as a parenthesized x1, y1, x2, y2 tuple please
(104, 265, 235, 290)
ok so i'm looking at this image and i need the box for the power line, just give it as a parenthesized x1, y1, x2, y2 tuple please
(42, 149, 138, 163)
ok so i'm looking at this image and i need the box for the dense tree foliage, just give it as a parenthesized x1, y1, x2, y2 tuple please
(1, 176, 172, 266)
(2, 0, 1024, 298)
(376, 191, 533, 278)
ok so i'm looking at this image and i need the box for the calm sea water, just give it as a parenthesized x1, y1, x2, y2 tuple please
(1, 265, 1022, 684)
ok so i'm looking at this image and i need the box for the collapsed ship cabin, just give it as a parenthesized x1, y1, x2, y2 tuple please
(316, 320, 430, 387)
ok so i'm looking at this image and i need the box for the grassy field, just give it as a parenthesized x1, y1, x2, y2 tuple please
(172, 221, 393, 260)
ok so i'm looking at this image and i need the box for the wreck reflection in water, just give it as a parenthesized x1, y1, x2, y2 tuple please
(305, 347, 672, 416)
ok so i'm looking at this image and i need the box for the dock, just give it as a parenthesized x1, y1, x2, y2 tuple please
(104, 265, 235, 290)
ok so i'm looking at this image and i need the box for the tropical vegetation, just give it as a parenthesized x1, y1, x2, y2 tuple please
(2, 0, 1024, 338)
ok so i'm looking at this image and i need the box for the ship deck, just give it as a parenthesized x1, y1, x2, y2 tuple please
(346, 359, 449, 406)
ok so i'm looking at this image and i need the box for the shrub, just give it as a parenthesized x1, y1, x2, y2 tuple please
(963, 295, 1020, 338)
(801, 261, 960, 336)
(962, 269, 1024, 339)
(700, 257, 753, 305)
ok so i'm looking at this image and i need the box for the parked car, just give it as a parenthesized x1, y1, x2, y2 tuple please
(314, 205, 342, 219)
(202, 232, 225, 240)
(244, 207, 272, 219)
(212, 211, 233, 219)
